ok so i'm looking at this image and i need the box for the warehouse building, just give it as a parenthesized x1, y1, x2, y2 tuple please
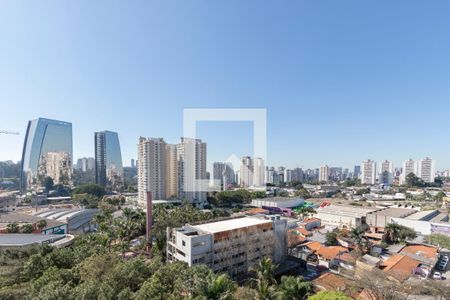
(366, 207, 417, 233)
(167, 215, 287, 279)
(314, 205, 381, 229)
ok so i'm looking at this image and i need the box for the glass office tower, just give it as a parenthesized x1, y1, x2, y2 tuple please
(95, 131, 123, 190)
(20, 118, 73, 192)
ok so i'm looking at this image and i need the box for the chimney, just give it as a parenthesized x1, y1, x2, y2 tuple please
(146, 191, 152, 256)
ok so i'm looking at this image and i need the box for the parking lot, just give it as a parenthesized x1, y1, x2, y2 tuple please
(434, 252, 450, 285)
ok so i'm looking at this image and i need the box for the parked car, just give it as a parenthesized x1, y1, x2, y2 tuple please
(433, 271, 442, 280)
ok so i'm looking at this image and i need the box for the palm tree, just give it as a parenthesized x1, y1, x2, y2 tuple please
(276, 276, 311, 300)
(21, 224, 34, 233)
(36, 219, 47, 231)
(297, 207, 316, 220)
(252, 257, 278, 285)
(198, 273, 236, 300)
(6, 222, 19, 233)
(384, 223, 401, 244)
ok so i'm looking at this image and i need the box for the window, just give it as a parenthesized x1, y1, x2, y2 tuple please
(182, 240, 186, 247)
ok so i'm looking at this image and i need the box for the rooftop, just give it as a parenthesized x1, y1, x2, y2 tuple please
(316, 246, 348, 260)
(312, 272, 348, 291)
(0, 234, 66, 247)
(405, 210, 439, 221)
(192, 217, 272, 234)
(399, 244, 438, 262)
(0, 212, 64, 230)
(370, 208, 416, 218)
(316, 205, 380, 218)
(380, 254, 421, 282)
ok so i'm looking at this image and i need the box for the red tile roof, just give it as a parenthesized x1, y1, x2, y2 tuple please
(379, 254, 421, 282)
(312, 272, 348, 291)
(316, 246, 348, 260)
(400, 244, 438, 261)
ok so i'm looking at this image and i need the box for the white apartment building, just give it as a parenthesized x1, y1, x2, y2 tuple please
(239, 156, 253, 188)
(319, 165, 330, 182)
(253, 157, 265, 188)
(418, 157, 436, 183)
(360, 159, 376, 185)
(177, 137, 207, 207)
(167, 216, 287, 279)
(400, 159, 417, 185)
(137, 137, 167, 202)
(379, 160, 394, 185)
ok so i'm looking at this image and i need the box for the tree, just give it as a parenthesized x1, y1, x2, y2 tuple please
(325, 229, 339, 246)
(295, 188, 311, 199)
(425, 233, 450, 249)
(21, 224, 34, 233)
(276, 276, 311, 300)
(72, 183, 106, 198)
(349, 224, 370, 252)
(251, 258, 278, 300)
(6, 222, 19, 233)
(296, 207, 316, 220)
(43, 176, 54, 191)
(308, 291, 352, 300)
(36, 219, 47, 231)
(196, 273, 236, 300)
(384, 223, 416, 244)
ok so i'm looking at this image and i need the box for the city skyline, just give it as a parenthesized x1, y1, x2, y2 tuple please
(2, 1, 450, 169)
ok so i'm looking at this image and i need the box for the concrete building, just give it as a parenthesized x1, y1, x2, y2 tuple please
(165, 144, 178, 199)
(177, 137, 207, 207)
(315, 205, 381, 228)
(251, 197, 304, 209)
(138, 137, 167, 202)
(400, 159, 417, 185)
(366, 208, 417, 233)
(319, 165, 330, 182)
(418, 157, 436, 183)
(379, 160, 394, 186)
(253, 158, 265, 188)
(38, 152, 72, 186)
(239, 156, 253, 188)
(0, 192, 19, 212)
(353, 165, 361, 179)
(76, 157, 95, 172)
(360, 160, 376, 185)
(167, 216, 287, 279)
(392, 210, 450, 236)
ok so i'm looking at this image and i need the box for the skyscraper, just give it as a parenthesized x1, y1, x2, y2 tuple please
(240, 156, 253, 188)
(76, 157, 95, 172)
(165, 144, 178, 198)
(379, 160, 393, 185)
(401, 159, 417, 184)
(319, 165, 330, 182)
(361, 159, 376, 185)
(20, 118, 73, 192)
(418, 157, 436, 183)
(138, 137, 167, 202)
(353, 165, 361, 179)
(177, 137, 207, 207)
(213, 162, 235, 190)
(253, 158, 265, 188)
(95, 131, 123, 190)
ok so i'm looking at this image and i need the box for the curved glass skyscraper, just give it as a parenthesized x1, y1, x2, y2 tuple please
(95, 131, 123, 190)
(20, 118, 73, 192)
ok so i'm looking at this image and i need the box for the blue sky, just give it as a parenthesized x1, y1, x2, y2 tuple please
(1, 1, 450, 171)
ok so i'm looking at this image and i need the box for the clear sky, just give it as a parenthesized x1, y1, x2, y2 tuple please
(1, 1, 450, 171)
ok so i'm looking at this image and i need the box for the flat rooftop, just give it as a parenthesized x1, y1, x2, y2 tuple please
(370, 208, 416, 218)
(0, 212, 64, 230)
(192, 217, 272, 234)
(317, 205, 380, 218)
(0, 234, 65, 247)
(405, 210, 438, 220)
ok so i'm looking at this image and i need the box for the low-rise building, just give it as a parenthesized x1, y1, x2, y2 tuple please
(0, 192, 19, 212)
(314, 205, 381, 229)
(166, 215, 287, 279)
(366, 208, 417, 233)
(301, 218, 321, 231)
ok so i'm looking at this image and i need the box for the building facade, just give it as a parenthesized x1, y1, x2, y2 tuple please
(418, 157, 436, 183)
(167, 216, 287, 279)
(379, 160, 394, 186)
(319, 165, 330, 182)
(401, 159, 417, 184)
(360, 160, 376, 185)
(94, 131, 123, 190)
(20, 118, 73, 192)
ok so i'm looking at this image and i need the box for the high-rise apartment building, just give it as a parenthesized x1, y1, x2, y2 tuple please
(20, 118, 73, 192)
(360, 160, 376, 185)
(165, 144, 178, 198)
(400, 159, 417, 185)
(253, 158, 265, 188)
(353, 165, 361, 179)
(76, 157, 95, 172)
(240, 156, 253, 188)
(177, 137, 207, 207)
(319, 165, 330, 182)
(379, 160, 394, 185)
(95, 131, 123, 190)
(137, 137, 167, 202)
(418, 157, 436, 183)
(291, 168, 304, 182)
(213, 162, 235, 190)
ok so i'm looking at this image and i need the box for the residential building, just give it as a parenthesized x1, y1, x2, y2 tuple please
(400, 159, 417, 185)
(418, 157, 436, 183)
(319, 165, 330, 182)
(165, 144, 178, 198)
(76, 157, 95, 172)
(360, 160, 376, 185)
(20, 118, 73, 192)
(253, 158, 265, 188)
(291, 168, 304, 182)
(177, 137, 207, 207)
(379, 160, 394, 186)
(167, 216, 287, 279)
(94, 131, 123, 190)
(239, 156, 253, 188)
(353, 165, 361, 179)
(137, 137, 167, 202)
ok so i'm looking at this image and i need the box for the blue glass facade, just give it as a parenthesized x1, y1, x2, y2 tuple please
(20, 118, 73, 192)
(95, 131, 123, 190)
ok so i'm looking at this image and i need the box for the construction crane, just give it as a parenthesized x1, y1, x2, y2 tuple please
(0, 130, 20, 135)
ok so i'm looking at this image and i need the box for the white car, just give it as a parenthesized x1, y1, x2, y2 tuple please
(433, 272, 442, 280)
(442, 256, 449, 262)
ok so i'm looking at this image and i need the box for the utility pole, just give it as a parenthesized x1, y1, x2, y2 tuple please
(146, 191, 153, 257)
